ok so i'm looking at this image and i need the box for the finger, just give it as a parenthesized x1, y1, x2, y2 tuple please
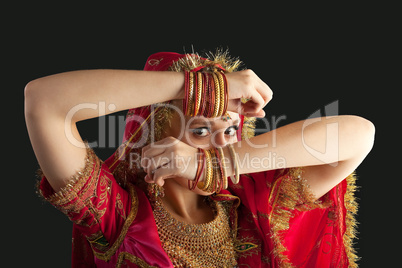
(144, 174, 154, 183)
(256, 80, 273, 106)
(244, 109, 266, 118)
(241, 95, 265, 114)
(142, 146, 165, 160)
(227, 99, 242, 114)
(143, 154, 172, 175)
(248, 89, 266, 112)
(227, 99, 265, 117)
(141, 136, 178, 159)
(240, 103, 266, 118)
(152, 166, 175, 186)
(141, 145, 169, 171)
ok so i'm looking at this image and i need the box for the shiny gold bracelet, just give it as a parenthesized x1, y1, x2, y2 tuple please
(227, 144, 240, 184)
(208, 148, 219, 192)
(187, 72, 195, 116)
(216, 147, 228, 190)
(198, 148, 213, 191)
(216, 72, 226, 117)
(211, 72, 220, 117)
(194, 72, 203, 116)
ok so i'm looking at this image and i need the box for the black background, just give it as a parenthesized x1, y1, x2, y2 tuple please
(7, 3, 399, 267)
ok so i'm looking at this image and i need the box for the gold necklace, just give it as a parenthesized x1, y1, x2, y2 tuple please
(152, 197, 237, 267)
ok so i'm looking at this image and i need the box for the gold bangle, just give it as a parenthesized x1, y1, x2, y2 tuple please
(216, 147, 228, 189)
(211, 72, 220, 117)
(208, 148, 219, 192)
(198, 148, 213, 191)
(187, 72, 195, 116)
(216, 72, 226, 117)
(227, 144, 239, 184)
(194, 72, 202, 116)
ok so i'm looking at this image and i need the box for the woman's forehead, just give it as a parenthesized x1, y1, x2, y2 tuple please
(168, 100, 240, 125)
(187, 112, 240, 125)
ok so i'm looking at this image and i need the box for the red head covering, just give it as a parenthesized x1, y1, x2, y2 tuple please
(143, 52, 184, 71)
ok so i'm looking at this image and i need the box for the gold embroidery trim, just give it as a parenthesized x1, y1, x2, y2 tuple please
(343, 172, 359, 268)
(268, 167, 331, 267)
(235, 242, 258, 253)
(116, 251, 157, 268)
(108, 110, 157, 170)
(268, 168, 359, 267)
(92, 183, 139, 261)
(38, 146, 100, 207)
(214, 193, 241, 239)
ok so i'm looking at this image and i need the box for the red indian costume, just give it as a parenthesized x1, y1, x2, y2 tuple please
(38, 51, 359, 267)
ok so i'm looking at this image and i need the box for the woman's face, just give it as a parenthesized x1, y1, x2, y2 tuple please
(163, 100, 240, 149)
(161, 100, 241, 195)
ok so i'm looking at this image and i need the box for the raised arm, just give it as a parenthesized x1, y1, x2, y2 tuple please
(234, 115, 375, 198)
(25, 68, 271, 192)
(25, 70, 185, 191)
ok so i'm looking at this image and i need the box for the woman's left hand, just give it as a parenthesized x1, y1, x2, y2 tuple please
(141, 136, 199, 186)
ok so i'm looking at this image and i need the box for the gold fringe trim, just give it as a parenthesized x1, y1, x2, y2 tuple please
(168, 48, 243, 73)
(269, 169, 359, 267)
(92, 183, 139, 261)
(241, 116, 256, 140)
(116, 251, 157, 268)
(344, 172, 359, 268)
(37, 144, 101, 208)
(269, 167, 332, 267)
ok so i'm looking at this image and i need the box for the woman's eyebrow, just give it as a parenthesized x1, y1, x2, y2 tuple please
(189, 120, 211, 126)
(189, 118, 240, 126)
(232, 119, 240, 125)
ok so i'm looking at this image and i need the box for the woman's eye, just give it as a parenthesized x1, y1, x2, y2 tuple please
(225, 125, 239, 136)
(191, 127, 210, 137)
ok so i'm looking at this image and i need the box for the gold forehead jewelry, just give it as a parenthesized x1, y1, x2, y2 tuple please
(221, 112, 232, 122)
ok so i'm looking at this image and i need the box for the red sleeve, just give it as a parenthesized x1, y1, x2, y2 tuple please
(38, 147, 132, 254)
(229, 168, 358, 267)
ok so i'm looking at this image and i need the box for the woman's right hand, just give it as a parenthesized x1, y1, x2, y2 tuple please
(141, 136, 200, 186)
(225, 69, 273, 117)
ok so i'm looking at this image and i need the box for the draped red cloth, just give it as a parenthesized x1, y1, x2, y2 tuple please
(37, 52, 357, 267)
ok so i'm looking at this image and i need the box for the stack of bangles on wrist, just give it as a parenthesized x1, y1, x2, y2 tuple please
(183, 70, 228, 117)
(188, 144, 240, 193)
(184, 70, 239, 192)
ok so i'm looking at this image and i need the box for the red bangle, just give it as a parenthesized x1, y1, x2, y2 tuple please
(207, 73, 215, 118)
(199, 72, 207, 117)
(183, 71, 190, 115)
(191, 71, 197, 116)
(188, 148, 205, 191)
(193, 72, 198, 116)
(220, 71, 229, 115)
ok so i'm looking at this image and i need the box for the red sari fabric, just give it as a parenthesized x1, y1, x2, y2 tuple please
(219, 170, 356, 267)
(37, 51, 358, 267)
(39, 157, 356, 267)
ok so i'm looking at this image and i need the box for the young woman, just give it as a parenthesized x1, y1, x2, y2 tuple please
(25, 51, 374, 267)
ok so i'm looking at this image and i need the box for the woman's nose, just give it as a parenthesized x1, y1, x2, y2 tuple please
(212, 132, 228, 148)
